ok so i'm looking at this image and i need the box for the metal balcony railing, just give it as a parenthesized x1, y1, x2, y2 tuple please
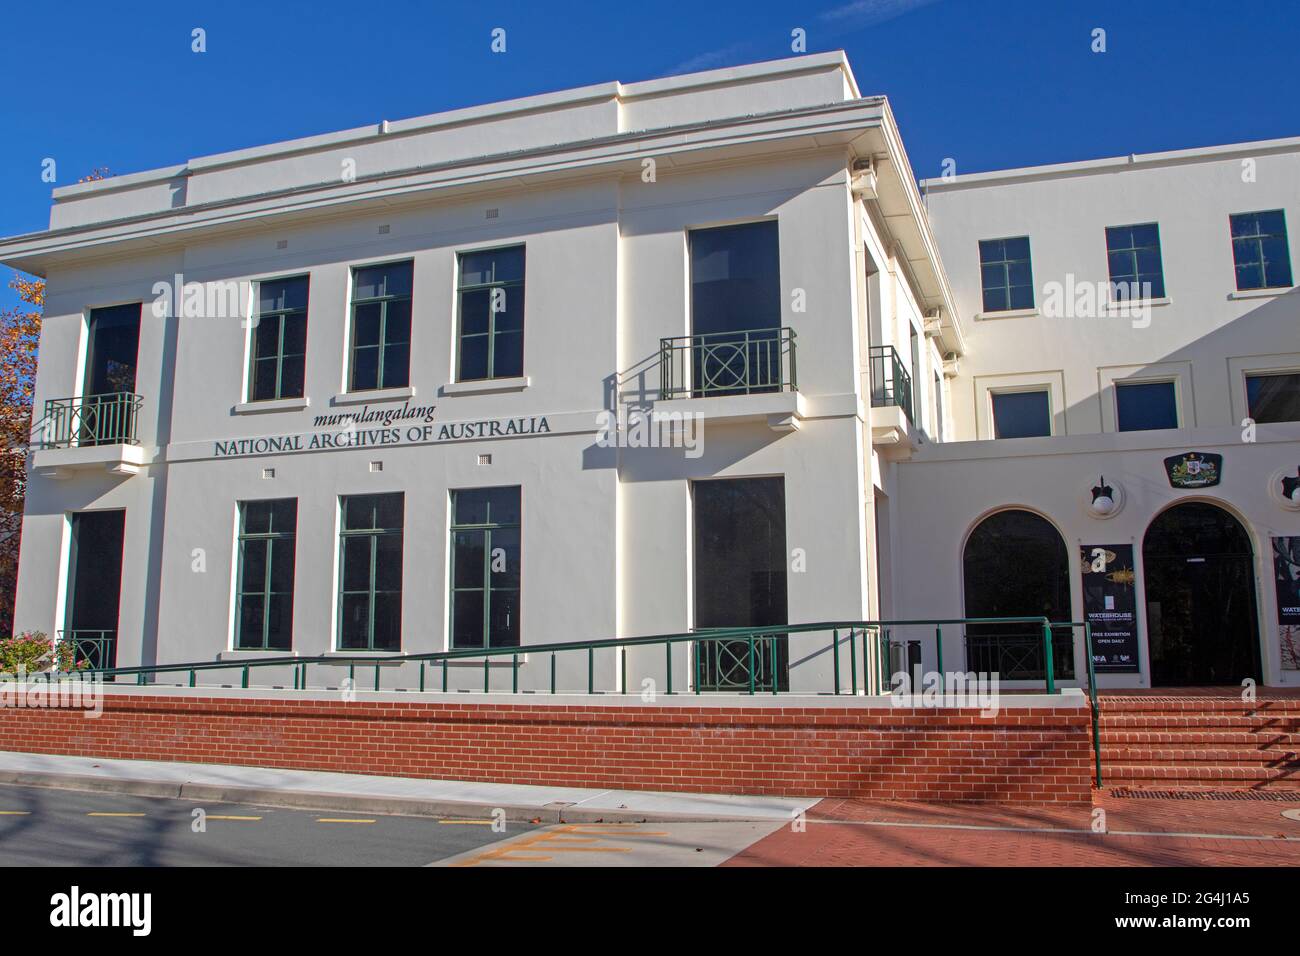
(42, 392, 142, 448)
(659, 327, 797, 400)
(58, 629, 117, 671)
(868, 345, 914, 424)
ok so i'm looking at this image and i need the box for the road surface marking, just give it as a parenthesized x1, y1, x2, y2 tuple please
(316, 818, 376, 824)
(438, 819, 496, 825)
(0, 811, 32, 816)
(87, 812, 146, 817)
(207, 815, 262, 821)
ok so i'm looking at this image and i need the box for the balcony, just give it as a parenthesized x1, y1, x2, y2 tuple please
(656, 327, 803, 431)
(868, 345, 916, 454)
(58, 629, 118, 671)
(32, 392, 146, 478)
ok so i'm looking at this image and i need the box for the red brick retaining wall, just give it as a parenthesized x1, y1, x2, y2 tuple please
(0, 694, 1094, 803)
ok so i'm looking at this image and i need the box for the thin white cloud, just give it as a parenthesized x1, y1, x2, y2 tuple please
(819, 0, 940, 30)
(664, 42, 755, 77)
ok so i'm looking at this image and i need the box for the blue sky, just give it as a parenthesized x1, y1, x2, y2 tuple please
(2, 0, 1298, 312)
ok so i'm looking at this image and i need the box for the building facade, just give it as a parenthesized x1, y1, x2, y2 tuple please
(1, 52, 1296, 693)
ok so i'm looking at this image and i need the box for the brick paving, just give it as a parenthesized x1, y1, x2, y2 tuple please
(722, 792, 1300, 866)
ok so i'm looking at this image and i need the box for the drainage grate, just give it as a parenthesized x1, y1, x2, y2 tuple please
(1111, 788, 1300, 802)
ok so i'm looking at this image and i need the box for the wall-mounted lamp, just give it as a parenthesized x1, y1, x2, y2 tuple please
(1090, 476, 1116, 516)
(1083, 475, 1124, 519)
(1283, 468, 1300, 505)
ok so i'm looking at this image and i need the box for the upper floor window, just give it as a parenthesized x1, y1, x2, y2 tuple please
(991, 388, 1050, 438)
(457, 246, 525, 381)
(250, 276, 308, 401)
(1116, 380, 1178, 432)
(1246, 371, 1300, 424)
(349, 261, 412, 391)
(338, 493, 404, 650)
(1230, 210, 1292, 291)
(978, 237, 1034, 312)
(235, 499, 297, 650)
(1105, 223, 1165, 300)
(449, 486, 521, 649)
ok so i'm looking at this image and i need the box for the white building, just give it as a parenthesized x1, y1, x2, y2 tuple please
(0, 52, 1296, 693)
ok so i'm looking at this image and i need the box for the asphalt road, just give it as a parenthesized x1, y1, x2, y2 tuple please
(0, 784, 533, 866)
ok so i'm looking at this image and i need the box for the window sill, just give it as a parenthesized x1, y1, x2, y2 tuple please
(1228, 286, 1294, 300)
(439, 376, 530, 396)
(218, 649, 298, 660)
(1105, 296, 1171, 312)
(975, 307, 1038, 321)
(231, 397, 310, 415)
(331, 386, 416, 406)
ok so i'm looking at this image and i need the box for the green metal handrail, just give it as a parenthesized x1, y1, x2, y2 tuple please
(659, 326, 796, 399)
(42, 392, 143, 448)
(63, 616, 1074, 698)
(57, 629, 117, 671)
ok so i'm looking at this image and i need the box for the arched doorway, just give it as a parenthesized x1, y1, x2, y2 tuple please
(963, 509, 1073, 680)
(1142, 502, 1261, 686)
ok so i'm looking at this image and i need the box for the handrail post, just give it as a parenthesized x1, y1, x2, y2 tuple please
(512, 654, 519, 694)
(936, 626, 944, 695)
(1085, 623, 1102, 787)
(831, 629, 840, 695)
(665, 642, 673, 695)
(1042, 622, 1056, 694)
(849, 627, 858, 695)
(588, 646, 594, 694)
(374, 664, 380, 692)
(550, 653, 556, 694)
(419, 660, 426, 693)
(484, 656, 490, 693)
(241, 665, 249, 689)
(747, 635, 756, 695)
(621, 646, 627, 695)
(442, 659, 449, 692)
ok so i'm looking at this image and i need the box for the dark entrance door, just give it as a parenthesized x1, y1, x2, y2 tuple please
(65, 510, 126, 669)
(1143, 502, 1261, 686)
(693, 477, 788, 690)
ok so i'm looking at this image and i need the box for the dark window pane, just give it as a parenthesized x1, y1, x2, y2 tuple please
(242, 501, 272, 535)
(458, 335, 489, 381)
(353, 302, 382, 346)
(489, 527, 521, 589)
(383, 299, 411, 344)
(269, 539, 296, 593)
(278, 355, 305, 399)
(992, 390, 1051, 439)
(491, 331, 524, 378)
(254, 315, 282, 357)
(978, 237, 1033, 312)
(690, 221, 781, 336)
(265, 593, 293, 650)
(1116, 381, 1179, 431)
(488, 589, 519, 647)
(453, 530, 486, 588)
(241, 539, 268, 591)
(452, 590, 485, 648)
(452, 489, 491, 526)
(459, 288, 491, 336)
(485, 487, 520, 526)
(373, 533, 403, 591)
(339, 594, 371, 649)
(281, 313, 307, 355)
(692, 477, 788, 630)
(1246, 372, 1300, 423)
(374, 493, 404, 530)
(342, 536, 372, 592)
(371, 593, 402, 651)
(85, 304, 141, 396)
(350, 346, 379, 391)
(380, 343, 410, 388)
(236, 595, 265, 649)
(251, 357, 279, 401)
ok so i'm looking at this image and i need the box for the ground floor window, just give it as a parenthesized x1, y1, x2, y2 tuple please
(963, 508, 1073, 679)
(235, 499, 297, 650)
(338, 493, 404, 650)
(1246, 370, 1300, 423)
(450, 487, 521, 649)
(64, 509, 126, 669)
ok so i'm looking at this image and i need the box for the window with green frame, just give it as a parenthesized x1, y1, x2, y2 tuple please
(978, 236, 1034, 312)
(1105, 223, 1165, 300)
(1230, 210, 1292, 290)
(235, 499, 297, 650)
(449, 487, 520, 649)
(349, 261, 412, 391)
(456, 246, 524, 381)
(338, 493, 404, 650)
(249, 276, 308, 401)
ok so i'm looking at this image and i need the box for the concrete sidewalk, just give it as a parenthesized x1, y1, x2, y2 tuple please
(0, 751, 818, 823)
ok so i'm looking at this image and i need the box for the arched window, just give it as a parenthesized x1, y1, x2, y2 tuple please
(963, 509, 1073, 680)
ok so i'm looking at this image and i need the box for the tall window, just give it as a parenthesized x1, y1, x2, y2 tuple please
(456, 247, 525, 381)
(338, 493, 404, 650)
(933, 371, 944, 439)
(991, 388, 1051, 438)
(1246, 371, 1300, 423)
(349, 261, 412, 391)
(449, 487, 521, 649)
(1116, 380, 1178, 431)
(250, 276, 308, 401)
(1230, 210, 1292, 291)
(1105, 223, 1165, 300)
(978, 237, 1034, 312)
(235, 499, 297, 650)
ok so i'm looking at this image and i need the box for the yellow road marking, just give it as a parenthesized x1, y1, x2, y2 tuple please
(438, 819, 496, 825)
(207, 815, 262, 821)
(87, 812, 146, 817)
(316, 818, 375, 824)
(450, 823, 650, 866)
(0, 811, 31, 816)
